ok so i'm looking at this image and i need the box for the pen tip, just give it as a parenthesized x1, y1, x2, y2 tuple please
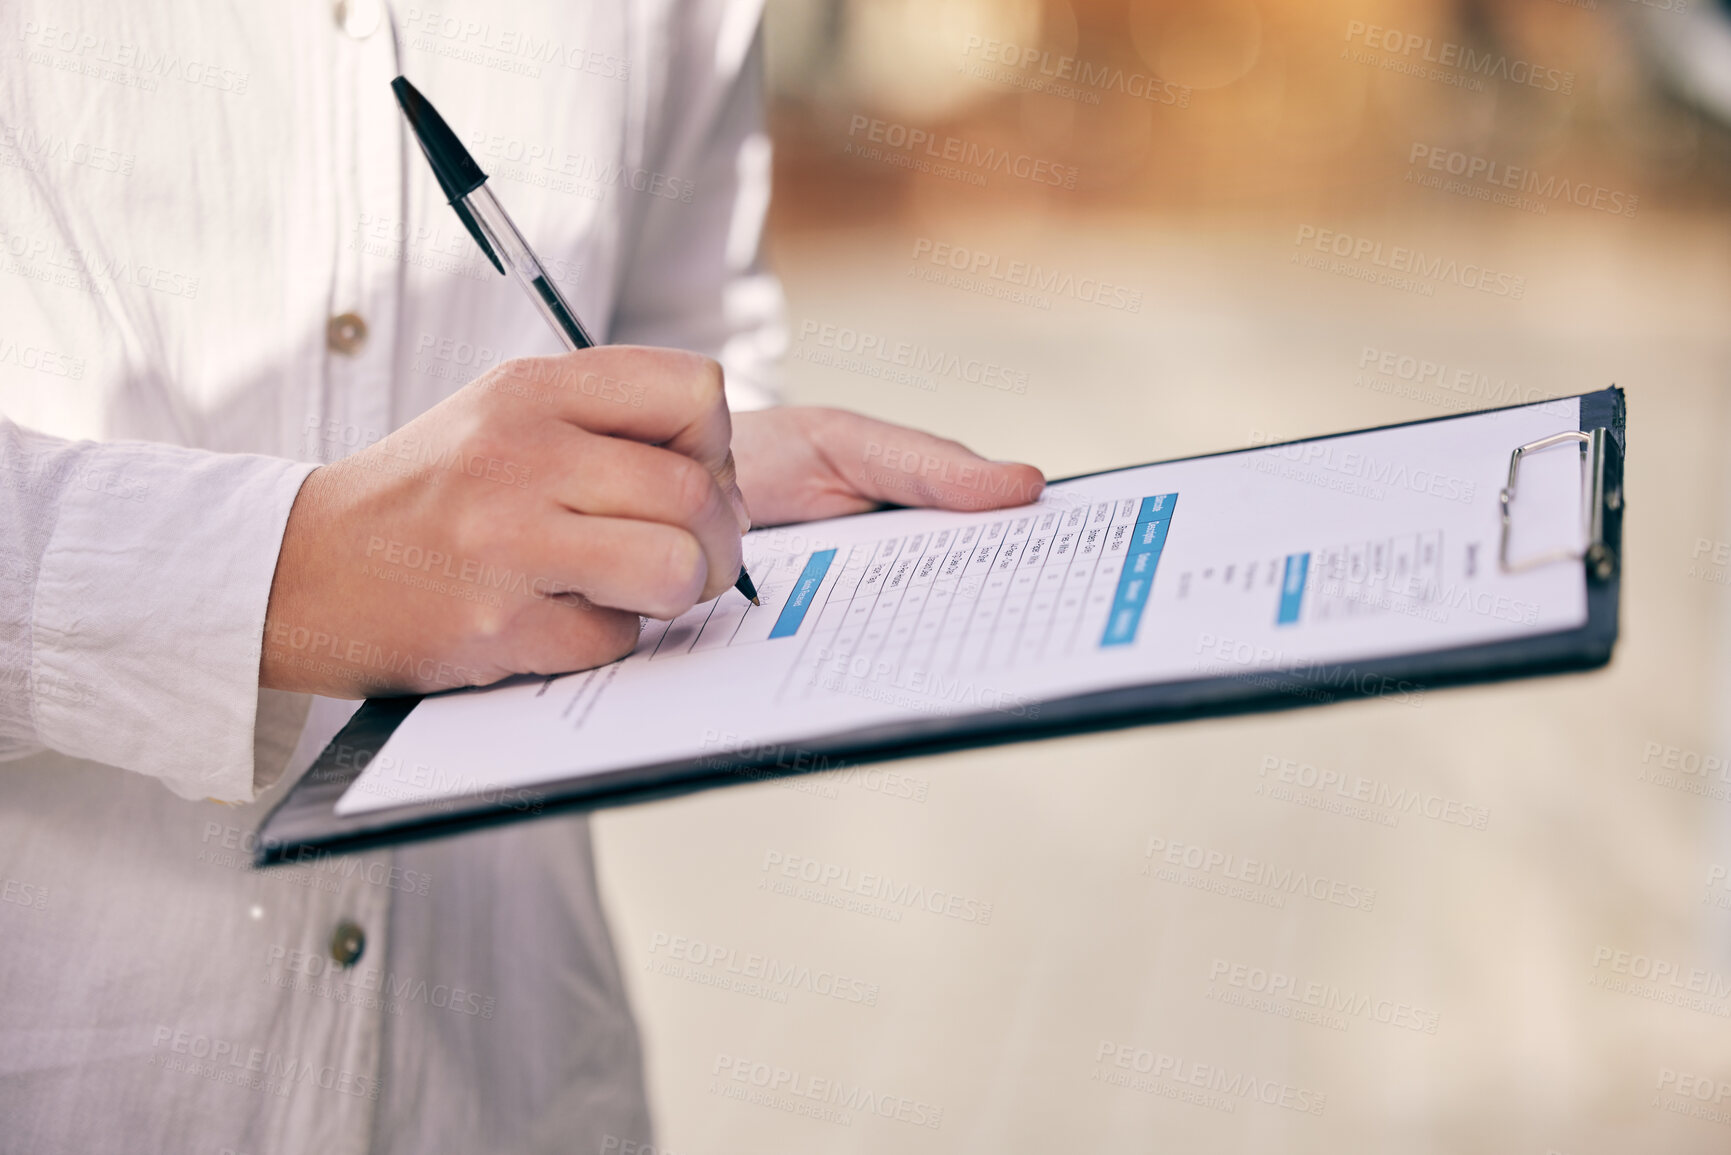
(734, 567, 761, 605)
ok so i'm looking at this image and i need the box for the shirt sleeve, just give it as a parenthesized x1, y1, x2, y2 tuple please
(0, 417, 315, 803)
(607, 0, 787, 412)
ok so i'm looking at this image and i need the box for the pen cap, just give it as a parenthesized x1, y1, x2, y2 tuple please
(390, 76, 487, 202)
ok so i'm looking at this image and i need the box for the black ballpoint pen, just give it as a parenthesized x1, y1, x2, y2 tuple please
(390, 75, 762, 607)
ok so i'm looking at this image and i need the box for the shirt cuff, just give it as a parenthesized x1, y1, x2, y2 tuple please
(30, 441, 316, 802)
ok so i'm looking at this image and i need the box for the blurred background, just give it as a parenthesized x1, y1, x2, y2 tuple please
(595, 1, 1731, 1150)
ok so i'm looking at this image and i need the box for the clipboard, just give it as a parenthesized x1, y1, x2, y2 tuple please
(254, 387, 1625, 866)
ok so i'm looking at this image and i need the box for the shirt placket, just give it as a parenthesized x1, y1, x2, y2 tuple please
(325, 0, 404, 457)
(299, 3, 401, 1150)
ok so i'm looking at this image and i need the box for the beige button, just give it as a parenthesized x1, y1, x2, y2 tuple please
(333, 0, 382, 39)
(330, 920, 366, 967)
(327, 312, 368, 356)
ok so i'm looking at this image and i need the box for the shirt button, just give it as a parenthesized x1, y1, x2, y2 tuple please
(330, 920, 367, 967)
(332, 0, 382, 39)
(327, 312, 368, 356)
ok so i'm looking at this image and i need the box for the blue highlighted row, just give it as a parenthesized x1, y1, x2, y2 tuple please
(1101, 494, 1178, 648)
(1276, 553, 1309, 626)
(769, 549, 837, 638)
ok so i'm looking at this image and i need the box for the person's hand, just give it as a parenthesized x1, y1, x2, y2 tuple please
(261, 348, 748, 698)
(729, 406, 1045, 526)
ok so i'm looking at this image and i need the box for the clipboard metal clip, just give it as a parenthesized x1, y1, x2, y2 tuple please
(1499, 427, 1616, 580)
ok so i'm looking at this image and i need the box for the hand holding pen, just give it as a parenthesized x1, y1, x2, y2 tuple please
(390, 75, 761, 605)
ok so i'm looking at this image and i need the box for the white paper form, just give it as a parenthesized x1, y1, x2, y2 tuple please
(336, 399, 1592, 816)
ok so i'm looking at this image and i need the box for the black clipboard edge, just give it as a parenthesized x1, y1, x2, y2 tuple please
(255, 388, 1624, 866)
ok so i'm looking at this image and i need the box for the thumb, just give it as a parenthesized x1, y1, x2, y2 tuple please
(827, 414, 1045, 511)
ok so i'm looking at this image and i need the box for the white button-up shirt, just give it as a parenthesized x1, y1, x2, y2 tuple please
(0, 0, 783, 1150)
